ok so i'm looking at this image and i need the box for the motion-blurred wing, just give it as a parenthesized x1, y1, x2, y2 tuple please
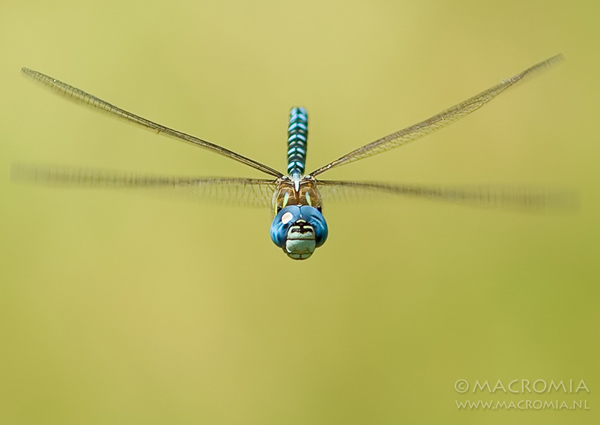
(309, 55, 563, 177)
(12, 164, 277, 208)
(316, 180, 576, 212)
(21, 68, 283, 178)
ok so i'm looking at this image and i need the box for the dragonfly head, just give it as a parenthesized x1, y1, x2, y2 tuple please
(270, 205, 328, 260)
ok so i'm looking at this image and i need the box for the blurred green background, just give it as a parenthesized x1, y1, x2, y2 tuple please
(1, 0, 598, 424)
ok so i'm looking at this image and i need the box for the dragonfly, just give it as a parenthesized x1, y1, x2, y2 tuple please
(16, 55, 564, 260)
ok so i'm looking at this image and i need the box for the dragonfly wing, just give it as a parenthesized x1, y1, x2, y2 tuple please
(21, 68, 283, 178)
(309, 55, 563, 177)
(12, 164, 278, 208)
(316, 180, 577, 212)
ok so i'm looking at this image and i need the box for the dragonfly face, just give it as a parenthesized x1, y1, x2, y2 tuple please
(17, 56, 565, 260)
(270, 205, 328, 260)
(270, 177, 328, 260)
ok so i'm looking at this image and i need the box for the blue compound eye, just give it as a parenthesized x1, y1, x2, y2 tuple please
(301, 206, 328, 247)
(270, 206, 328, 260)
(270, 206, 300, 248)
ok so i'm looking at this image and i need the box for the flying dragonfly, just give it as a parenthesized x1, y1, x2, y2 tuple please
(16, 55, 565, 260)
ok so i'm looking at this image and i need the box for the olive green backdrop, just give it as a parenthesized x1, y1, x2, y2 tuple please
(1, 0, 598, 424)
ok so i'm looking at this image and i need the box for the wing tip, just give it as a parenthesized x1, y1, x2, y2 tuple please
(525, 53, 565, 77)
(540, 53, 565, 69)
(10, 162, 38, 183)
(21, 67, 37, 78)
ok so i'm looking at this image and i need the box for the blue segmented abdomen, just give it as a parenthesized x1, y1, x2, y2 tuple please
(287, 107, 308, 176)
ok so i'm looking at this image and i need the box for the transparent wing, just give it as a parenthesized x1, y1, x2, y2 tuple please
(21, 68, 283, 179)
(309, 55, 563, 177)
(12, 164, 278, 208)
(316, 180, 577, 212)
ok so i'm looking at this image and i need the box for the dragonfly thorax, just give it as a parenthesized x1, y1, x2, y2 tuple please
(273, 176, 323, 214)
